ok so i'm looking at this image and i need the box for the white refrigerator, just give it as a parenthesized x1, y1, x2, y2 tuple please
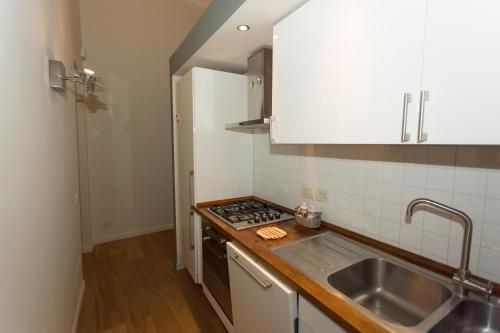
(173, 67, 253, 284)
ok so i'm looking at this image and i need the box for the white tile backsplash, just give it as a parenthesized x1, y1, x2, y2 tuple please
(481, 224, 500, 250)
(452, 193, 485, 221)
(422, 232, 449, 259)
(454, 168, 488, 196)
(423, 213, 450, 237)
(253, 132, 500, 283)
(484, 198, 500, 225)
(381, 201, 401, 224)
(364, 198, 382, 218)
(486, 170, 500, 199)
(383, 163, 404, 185)
(363, 216, 381, 237)
(403, 164, 428, 188)
(380, 221, 400, 242)
(400, 225, 423, 250)
(426, 166, 455, 192)
(365, 180, 383, 199)
(382, 183, 403, 204)
(365, 161, 384, 181)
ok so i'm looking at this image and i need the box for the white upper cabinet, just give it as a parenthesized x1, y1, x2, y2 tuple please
(418, 0, 500, 144)
(273, 0, 427, 144)
(339, 0, 427, 144)
(272, 0, 345, 144)
(273, 0, 500, 145)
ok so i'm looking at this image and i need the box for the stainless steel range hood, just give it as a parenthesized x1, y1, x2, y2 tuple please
(226, 48, 272, 130)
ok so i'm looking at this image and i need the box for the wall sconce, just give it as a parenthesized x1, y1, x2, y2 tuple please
(49, 59, 102, 94)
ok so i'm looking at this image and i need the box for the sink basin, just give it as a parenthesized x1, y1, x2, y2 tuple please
(328, 258, 452, 327)
(429, 300, 500, 333)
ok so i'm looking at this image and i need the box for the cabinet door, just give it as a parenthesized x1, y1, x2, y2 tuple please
(227, 242, 297, 333)
(192, 68, 253, 202)
(298, 295, 346, 333)
(272, 0, 345, 144)
(175, 71, 199, 283)
(339, 0, 427, 144)
(418, 0, 500, 144)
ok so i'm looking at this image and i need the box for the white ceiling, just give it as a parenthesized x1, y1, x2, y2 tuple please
(175, 0, 308, 75)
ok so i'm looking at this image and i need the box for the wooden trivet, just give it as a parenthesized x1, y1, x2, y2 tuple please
(256, 226, 287, 240)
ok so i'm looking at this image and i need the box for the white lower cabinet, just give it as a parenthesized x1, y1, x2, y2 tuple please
(298, 295, 346, 333)
(227, 242, 297, 333)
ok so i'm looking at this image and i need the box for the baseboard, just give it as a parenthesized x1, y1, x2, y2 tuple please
(92, 224, 174, 245)
(71, 280, 85, 333)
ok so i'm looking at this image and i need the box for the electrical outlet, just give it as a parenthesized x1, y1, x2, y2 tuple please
(316, 189, 329, 203)
(301, 186, 315, 199)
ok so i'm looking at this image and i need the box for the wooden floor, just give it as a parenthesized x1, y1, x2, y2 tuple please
(77, 230, 226, 333)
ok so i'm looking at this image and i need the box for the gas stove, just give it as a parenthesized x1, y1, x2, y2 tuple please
(208, 199, 294, 230)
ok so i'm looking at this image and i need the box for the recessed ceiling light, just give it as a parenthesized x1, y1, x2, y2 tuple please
(237, 25, 250, 32)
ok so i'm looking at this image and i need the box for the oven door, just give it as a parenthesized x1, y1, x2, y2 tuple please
(202, 233, 233, 323)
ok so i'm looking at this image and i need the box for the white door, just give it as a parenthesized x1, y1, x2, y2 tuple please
(418, 0, 500, 144)
(175, 71, 199, 283)
(339, 0, 427, 144)
(272, 0, 345, 144)
(227, 242, 297, 333)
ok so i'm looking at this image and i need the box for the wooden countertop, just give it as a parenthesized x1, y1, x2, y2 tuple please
(195, 196, 500, 333)
(194, 197, 390, 333)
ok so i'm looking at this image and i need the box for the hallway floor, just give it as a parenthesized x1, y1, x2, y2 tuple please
(77, 230, 226, 333)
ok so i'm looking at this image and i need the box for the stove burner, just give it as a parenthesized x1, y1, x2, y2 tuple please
(208, 200, 294, 230)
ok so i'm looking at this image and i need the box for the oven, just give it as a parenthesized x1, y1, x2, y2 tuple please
(202, 218, 233, 323)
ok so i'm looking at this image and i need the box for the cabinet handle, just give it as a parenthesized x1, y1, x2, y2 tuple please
(189, 210, 195, 250)
(188, 170, 195, 250)
(269, 115, 277, 144)
(230, 253, 272, 289)
(401, 93, 412, 142)
(188, 170, 194, 208)
(417, 90, 429, 143)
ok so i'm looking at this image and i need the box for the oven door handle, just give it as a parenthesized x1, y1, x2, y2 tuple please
(203, 238, 227, 260)
(230, 253, 272, 289)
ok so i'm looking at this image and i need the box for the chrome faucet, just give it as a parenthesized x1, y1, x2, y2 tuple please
(405, 198, 493, 298)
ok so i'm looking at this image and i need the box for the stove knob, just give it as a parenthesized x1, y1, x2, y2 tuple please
(274, 213, 281, 219)
(262, 215, 268, 222)
(254, 216, 260, 223)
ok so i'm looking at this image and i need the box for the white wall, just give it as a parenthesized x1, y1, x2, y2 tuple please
(254, 132, 500, 284)
(78, 0, 205, 246)
(0, 0, 84, 332)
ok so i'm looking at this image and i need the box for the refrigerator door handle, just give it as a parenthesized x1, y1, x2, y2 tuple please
(188, 170, 194, 208)
(188, 170, 195, 250)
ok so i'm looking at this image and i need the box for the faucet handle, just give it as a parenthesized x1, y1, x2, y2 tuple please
(454, 274, 494, 298)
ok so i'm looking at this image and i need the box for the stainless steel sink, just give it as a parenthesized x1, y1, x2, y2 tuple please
(429, 300, 500, 333)
(272, 232, 499, 332)
(327, 258, 452, 326)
